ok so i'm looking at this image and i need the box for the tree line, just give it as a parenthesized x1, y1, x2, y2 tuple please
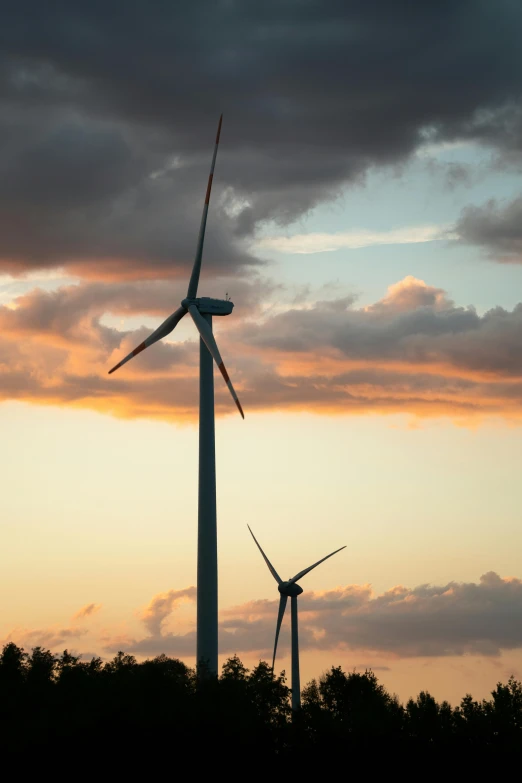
(1, 642, 521, 764)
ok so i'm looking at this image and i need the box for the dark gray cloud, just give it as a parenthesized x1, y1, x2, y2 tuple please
(457, 195, 522, 262)
(299, 572, 522, 657)
(0, 113, 259, 278)
(103, 572, 522, 659)
(1, 1, 522, 275)
(240, 276, 522, 378)
(0, 275, 271, 336)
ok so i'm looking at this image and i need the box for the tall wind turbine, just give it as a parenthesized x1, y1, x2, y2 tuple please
(109, 116, 244, 676)
(248, 526, 345, 712)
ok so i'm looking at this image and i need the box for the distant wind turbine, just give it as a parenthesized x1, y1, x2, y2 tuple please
(109, 116, 244, 676)
(248, 525, 345, 711)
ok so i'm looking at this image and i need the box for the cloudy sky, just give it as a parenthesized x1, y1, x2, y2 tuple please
(2, 0, 522, 703)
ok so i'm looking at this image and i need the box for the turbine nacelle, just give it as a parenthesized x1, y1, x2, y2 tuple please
(180, 297, 234, 316)
(279, 581, 303, 597)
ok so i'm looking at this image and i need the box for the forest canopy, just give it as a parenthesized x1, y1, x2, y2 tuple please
(1, 642, 521, 765)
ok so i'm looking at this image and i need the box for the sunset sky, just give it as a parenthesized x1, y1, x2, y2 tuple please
(2, 1, 522, 704)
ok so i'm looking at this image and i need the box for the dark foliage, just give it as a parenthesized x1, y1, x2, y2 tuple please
(0, 643, 521, 768)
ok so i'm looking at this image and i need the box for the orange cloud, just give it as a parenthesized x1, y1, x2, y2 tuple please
(72, 603, 102, 621)
(2, 626, 88, 651)
(1, 276, 522, 423)
(139, 587, 197, 636)
(365, 275, 449, 313)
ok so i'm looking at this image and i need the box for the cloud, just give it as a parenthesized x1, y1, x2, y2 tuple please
(0, 115, 260, 279)
(255, 225, 449, 254)
(241, 276, 522, 378)
(366, 275, 450, 313)
(1, 2, 522, 276)
(108, 631, 198, 658)
(2, 275, 522, 422)
(103, 572, 522, 660)
(3, 626, 87, 650)
(296, 572, 522, 658)
(99, 586, 198, 657)
(72, 603, 102, 621)
(456, 196, 522, 263)
(139, 587, 196, 637)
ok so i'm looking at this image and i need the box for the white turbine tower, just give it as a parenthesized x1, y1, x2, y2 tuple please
(248, 526, 345, 712)
(109, 116, 244, 676)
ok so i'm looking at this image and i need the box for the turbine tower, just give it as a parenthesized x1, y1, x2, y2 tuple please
(248, 526, 345, 712)
(109, 116, 244, 676)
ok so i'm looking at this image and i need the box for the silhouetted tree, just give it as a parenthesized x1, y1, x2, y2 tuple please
(1, 642, 520, 765)
(484, 675, 522, 745)
(406, 690, 457, 743)
(222, 653, 249, 681)
(0, 641, 27, 685)
(26, 646, 57, 687)
(249, 660, 290, 726)
(211, 656, 290, 753)
(454, 693, 489, 744)
(301, 666, 404, 750)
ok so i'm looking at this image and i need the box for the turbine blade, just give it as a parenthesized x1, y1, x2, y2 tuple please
(289, 545, 346, 584)
(186, 114, 223, 299)
(272, 594, 288, 671)
(188, 305, 244, 418)
(247, 525, 282, 584)
(108, 306, 186, 374)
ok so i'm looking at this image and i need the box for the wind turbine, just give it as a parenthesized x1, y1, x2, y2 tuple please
(248, 525, 345, 712)
(109, 116, 244, 676)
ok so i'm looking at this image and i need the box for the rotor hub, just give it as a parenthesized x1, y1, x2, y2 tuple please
(278, 581, 303, 597)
